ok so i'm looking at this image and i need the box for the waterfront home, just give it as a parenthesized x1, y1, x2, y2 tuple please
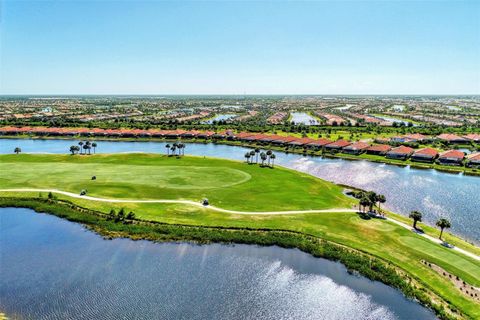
(288, 137, 316, 147)
(307, 138, 333, 149)
(466, 152, 480, 168)
(386, 146, 414, 160)
(365, 144, 392, 155)
(196, 131, 215, 139)
(243, 133, 269, 142)
(436, 133, 468, 144)
(234, 132, 255, 141)
(324, 139, 351, 152)
(271, 135, 299, 145)
(463, 133, 480, 143)
(411, 148, 439, 163)
(342, 141, 370, 155)
(438, 150, 465, 165)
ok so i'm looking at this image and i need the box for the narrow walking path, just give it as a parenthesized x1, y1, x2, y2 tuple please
(0, 188, 356, 215)
(2, 188, 479, 261)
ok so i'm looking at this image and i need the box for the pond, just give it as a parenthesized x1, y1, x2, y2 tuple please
(290, 112, 319, 125)
(0, 207, 436, 320)
(1, 138, 479, 243)
(202, 114, 237, 124)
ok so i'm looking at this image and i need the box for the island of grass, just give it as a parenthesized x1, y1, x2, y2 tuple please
(0, 153, 479, 319)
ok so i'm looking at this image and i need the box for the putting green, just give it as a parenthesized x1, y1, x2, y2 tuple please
(3, 163, 251, 190)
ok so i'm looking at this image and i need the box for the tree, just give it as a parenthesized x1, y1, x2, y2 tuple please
(436, 218, 451, 240)
(377, 194, 386, 215)
(244, 152, 251, 163)
(255, 148, 260, 163)
(108, 209, 116, 220)
(14, 147, 21, 154)
(78, 141, 84, 154)
(85, 141, 91, 154)
(359, 197, 371, 213)
(409, 211, 422, 229)
(260, 152, 267, 166)
(126, 211, 135, 220)
(69, 145, 77, 155)
(366, 191, 377, 212)
(249, 150, 255, 161)
(266, 150, 272, 166)
(270, 153, 276, 168)
(165, 144, 170, 156)
(92, 142, 97, 154)
(83, 144, 90, 155)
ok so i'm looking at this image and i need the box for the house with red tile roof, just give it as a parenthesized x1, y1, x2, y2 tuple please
(466, 152, 480, 168)
(463, 133, 480, 143)
(307, 138, 333, 149)
(324, 139, 351, 151)
(287, 137, 315, 147)
(234, 132, 255, 141)
(342, 141, 370, 155)
(272, 136, 298, 145)
(411, 148, 439, 163)
(438, 150, 465, 165)
(403, 133, 430, 142)
(196, 131, 215, 139)
(365, 144, 392, 155)
(437, 133, 468, 144)
(243, 133, 269, 142)
(386, 146, 414, 160)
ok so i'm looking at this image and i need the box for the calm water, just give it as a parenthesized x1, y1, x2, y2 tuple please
(290, 112, 318, 125)
(374, 115, 416, 126)
(1, 138, 479, 243)
(0, 207, 435, 320)
(202, 114, 237, 124)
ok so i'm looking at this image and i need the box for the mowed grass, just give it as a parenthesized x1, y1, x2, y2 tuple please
(1, 153, 479, 318)
(0, 153, 354, 211)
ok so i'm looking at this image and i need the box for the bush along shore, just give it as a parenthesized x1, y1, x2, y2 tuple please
(0, 197, 463, 320)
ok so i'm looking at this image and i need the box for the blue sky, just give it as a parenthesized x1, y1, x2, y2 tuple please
(1, 1, 479, 95)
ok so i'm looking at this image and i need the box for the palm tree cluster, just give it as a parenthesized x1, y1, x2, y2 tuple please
(165, 142, 186, 156)
(244, 149, 276, 168)
(353, 191, 386, 215)
(70, 141, 97, 155)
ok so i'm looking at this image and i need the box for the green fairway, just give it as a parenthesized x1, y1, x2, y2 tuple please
(1, 153, 479, 318)
(0, 153, 354, 211)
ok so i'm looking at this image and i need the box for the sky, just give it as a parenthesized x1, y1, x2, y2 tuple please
(0, 0, 479, 95)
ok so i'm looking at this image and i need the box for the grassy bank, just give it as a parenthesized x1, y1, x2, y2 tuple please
(0, 197, 460, 320)
(1, 153, 479, 318)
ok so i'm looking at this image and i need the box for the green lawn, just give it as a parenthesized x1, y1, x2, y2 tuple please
(0, 153, 354, 211)
(1, 153, 479, 318)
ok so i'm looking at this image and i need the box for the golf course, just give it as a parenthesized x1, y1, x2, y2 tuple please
(1, 153, 479, 319)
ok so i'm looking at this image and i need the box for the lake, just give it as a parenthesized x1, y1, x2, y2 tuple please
(202, 114, 237, 124)
(0, 207, 436, 320)
(1, 138, 479, 243)
(290, 112, 318, 125)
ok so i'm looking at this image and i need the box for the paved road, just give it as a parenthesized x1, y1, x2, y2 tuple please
(2, 188, 479, 261)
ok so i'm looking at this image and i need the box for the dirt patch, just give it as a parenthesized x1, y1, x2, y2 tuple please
(421, 259, 480, 302)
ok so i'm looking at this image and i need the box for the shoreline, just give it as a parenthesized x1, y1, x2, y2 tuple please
(0, 198, 462, 320)
(1, 135, 479, 246)
(1, 135, 479, 176)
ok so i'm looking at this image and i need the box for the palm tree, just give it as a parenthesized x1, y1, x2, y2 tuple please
(14, 147, 21, 154)
(92, 142, 97, 154)
(436, 218, 451, 240)
(85, 141, 91, 154)
(255, 148, 260, 163)
(409, 211, 422, 230)
(260, 152, 267, 166)
(359, 197, 371, 213)
(266, 150, 272, 166)
(69, 145, 77, 155)
(366, 191, 377, 212)
(249, 150, 255, 161)
(244, 152, 251, 163)
(171, 145, 177, 156)
(165, 144, 170, 156)
(270, 153, 276, 167)
(377, 194, 386, 215)
(78, 141, 84, 154)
